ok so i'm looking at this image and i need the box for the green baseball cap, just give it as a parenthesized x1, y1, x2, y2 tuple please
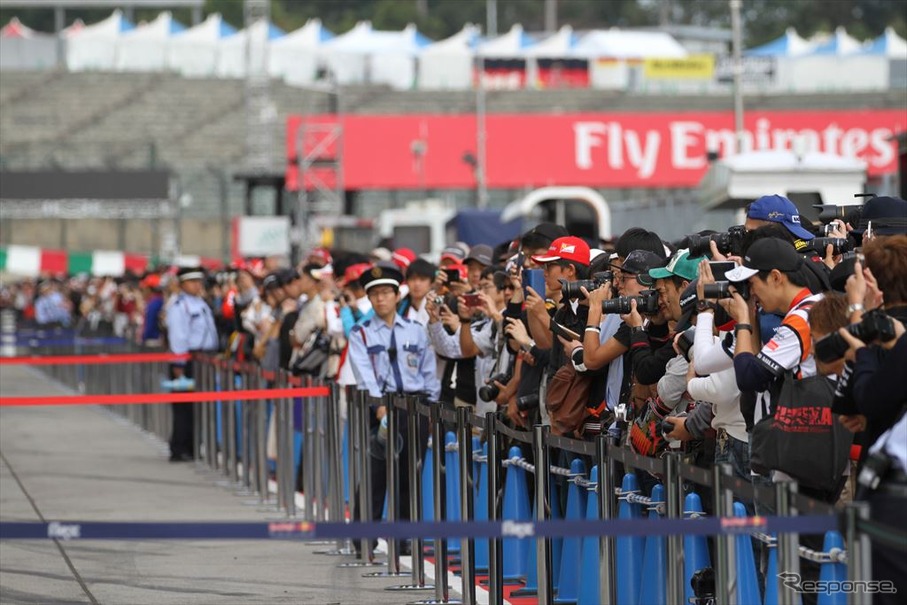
(648, 249, 703, 281)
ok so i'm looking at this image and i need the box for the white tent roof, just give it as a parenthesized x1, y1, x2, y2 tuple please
(321, 21, 430, 55)
(1, 17, 37, 39)
(420, 23, 480, 56)
(119, 11, 183, 40)
(573, 29, 687, 58)
(863, 26, 907, 57)
(219, 18, 283, 49)
(809, 26, 862, 56)
(525, 25, 578, 56)
(479, 24, 535, 57)
(744, 27, 815, 57)
(271, 18, 333, 48)
(221, 18, 283, 45)
(171, 12, 235, 42)
(64, 9, 133, 38)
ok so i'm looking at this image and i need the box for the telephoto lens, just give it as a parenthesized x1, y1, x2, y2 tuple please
(701, 281, 749, 301)
(560, 270, 614, 300)
(601, 289, 660, 315)
(516, 393, 540, 412)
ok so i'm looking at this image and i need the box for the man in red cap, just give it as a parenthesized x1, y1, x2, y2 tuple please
(528, 236, 592, 346)
(392, 247, 417, 272)
(523, 235, 611, 437)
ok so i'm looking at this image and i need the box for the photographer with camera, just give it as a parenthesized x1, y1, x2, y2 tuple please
(722, 237, 845, 604)
(447, 265, 512, 417)
(524, 236, 611, 438)
(722, 238, 836, 482)
(828, 235, 907, 602)
(583, 248, 667, 432)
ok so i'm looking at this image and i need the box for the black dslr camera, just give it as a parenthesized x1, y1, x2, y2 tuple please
(478, 372, 511, 402)
(561, 270, 614, 300)
(814, 309, 898, 363)
(601, 289, 659, 315)
(685, 226, 747, 258)
(701, 280, 750, 301)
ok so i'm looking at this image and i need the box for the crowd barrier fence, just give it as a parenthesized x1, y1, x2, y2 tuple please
(3, 314, 903, 605)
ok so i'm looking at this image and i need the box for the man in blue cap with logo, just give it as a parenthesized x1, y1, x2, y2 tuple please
(347, 263, 440, 558)
(745, 194, 815, 249)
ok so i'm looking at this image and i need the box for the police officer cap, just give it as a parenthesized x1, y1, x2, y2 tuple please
(177, 266, 206, 282)
(359, 263, 404, 292)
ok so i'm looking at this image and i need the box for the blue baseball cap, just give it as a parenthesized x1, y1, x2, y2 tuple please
(747, 194, 814, 241)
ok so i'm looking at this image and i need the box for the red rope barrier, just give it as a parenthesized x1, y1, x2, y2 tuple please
(0, 387, 330, 407)
(0, 352, 190, 366)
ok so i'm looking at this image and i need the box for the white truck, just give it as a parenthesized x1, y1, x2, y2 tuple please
(370, 186, 612, 261)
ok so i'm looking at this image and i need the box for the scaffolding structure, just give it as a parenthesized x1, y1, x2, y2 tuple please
(294, 87, 344, 257)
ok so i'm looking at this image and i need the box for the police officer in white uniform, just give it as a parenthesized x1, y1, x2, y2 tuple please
(347, 264, 440, 555)
(166, 267, 218, 462)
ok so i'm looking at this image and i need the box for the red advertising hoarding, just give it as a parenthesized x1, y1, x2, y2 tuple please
(286, 110, 904, 191)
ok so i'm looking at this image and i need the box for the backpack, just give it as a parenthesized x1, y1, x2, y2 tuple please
(545, 362, 594, 436)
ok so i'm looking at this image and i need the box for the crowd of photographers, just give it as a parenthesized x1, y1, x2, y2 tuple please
(3, 193, 905, 600)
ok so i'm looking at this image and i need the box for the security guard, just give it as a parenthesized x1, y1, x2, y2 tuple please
(166, 267, 218, 462)
(347, 263, 440, 556)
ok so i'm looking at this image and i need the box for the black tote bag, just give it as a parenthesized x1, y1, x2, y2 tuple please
(750, 372, 852, 492)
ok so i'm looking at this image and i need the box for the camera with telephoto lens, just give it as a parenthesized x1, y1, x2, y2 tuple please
(809, 237, 853, 256)
(701, 280, 750, 301)
(601, 289, 659, 315)
(479, 373, 511, 402)
(516, 393, 540, 412)
(685, 226, 747, 258)
(676, 327, 695, 362)
(560, 270, 614, 300)
(812, 204, 849, 224)
(814, 309, 898, 363)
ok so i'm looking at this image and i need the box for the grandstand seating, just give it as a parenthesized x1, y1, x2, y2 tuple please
(4, 71, 905, 174)
(0, 70, 903, 253)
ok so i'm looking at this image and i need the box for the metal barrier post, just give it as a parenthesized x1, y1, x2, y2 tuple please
(389, 394, 435, 592)
(664, 453, 685, 605)
(302, 377, 316, 520)
(256, 376, 270, 504)
(238, 368, 254, 495)
(776, 480, 800, 605)
(280, 374, 296, 516)
(425, 402, 459, 604)
(314, 382, 353, 555)
(327, 383, 346, 539)
(845, 501, 871, 605)
(225, 363, 238, 485)
(485, 412, 504, 605)
(533, 424, 553, 605)
(313, 379, 326, 521)
(207, 361, 219, 471)
(598, 435, 617, 604)
(457, 406, 477, 605)
(712, 463, 735, 605)
(338, 390, 383, 568)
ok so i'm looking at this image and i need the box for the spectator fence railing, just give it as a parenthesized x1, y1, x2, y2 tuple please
(5, 323, 902, 605)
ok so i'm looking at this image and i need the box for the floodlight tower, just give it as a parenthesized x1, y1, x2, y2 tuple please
(243, 0, 275, 173)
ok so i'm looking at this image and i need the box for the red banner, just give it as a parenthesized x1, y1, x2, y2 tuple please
(286, 110, 904, 191)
